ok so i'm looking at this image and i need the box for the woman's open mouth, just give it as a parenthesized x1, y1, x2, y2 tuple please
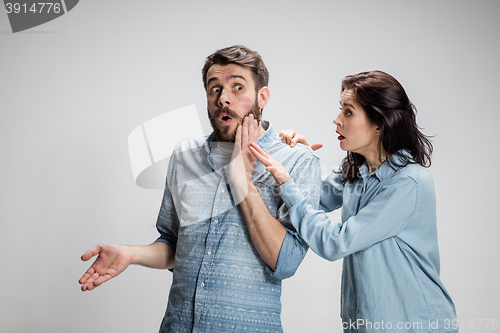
(336, 131, 345, 141)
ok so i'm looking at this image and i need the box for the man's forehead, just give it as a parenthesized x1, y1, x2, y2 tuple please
(206, 64, 253, 83)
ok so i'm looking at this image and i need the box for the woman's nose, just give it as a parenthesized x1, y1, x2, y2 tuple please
(333, 113, 341, 127)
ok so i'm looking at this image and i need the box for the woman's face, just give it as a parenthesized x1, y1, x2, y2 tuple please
(333, 89, 380, 157)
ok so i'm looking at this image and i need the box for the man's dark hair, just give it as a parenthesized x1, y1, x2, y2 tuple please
(340, 70, 433, 183)
(202, 45, 269, 91)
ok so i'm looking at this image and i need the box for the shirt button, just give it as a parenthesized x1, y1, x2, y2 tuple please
(200, 282, 205, 288)
(207, 251, 212, 255)
(221, 188, 225, 193)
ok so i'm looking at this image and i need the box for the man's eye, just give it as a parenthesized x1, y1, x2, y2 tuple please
(234, 85, 243, 91)
(211, 87, 220, 93)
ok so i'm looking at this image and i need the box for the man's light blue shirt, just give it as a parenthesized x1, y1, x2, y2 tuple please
(279, 153, 457, 333)
(155, 121, 321, 332)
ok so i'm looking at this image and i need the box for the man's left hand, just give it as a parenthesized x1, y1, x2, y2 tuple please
(229, 114, 259, 200)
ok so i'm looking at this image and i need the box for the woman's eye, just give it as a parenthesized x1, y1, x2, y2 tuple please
(339, 107, 352, 117)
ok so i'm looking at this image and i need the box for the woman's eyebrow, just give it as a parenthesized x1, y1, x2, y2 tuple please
(340, 101, 356, 109)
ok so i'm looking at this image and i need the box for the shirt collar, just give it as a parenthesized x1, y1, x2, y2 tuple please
(359, 149, 412, 181)
(256, 120, 280, 150)
(202, 120, 278, 155)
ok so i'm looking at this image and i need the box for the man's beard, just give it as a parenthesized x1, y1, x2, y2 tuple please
(208, 100, 262, 143)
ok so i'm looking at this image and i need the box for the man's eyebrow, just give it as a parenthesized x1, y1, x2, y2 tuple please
(207, 75, 248, 87)
(229, 75, 247, 82)
(207, 77, 219, 86)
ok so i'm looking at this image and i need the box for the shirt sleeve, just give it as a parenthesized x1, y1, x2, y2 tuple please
(318, 167, 344, 212)
(267, 152, 321, 279)
(280, 175, 418, 262)
(155, 156, 180, 257)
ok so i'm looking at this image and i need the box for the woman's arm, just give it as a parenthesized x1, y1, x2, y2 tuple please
(279, 176, 418, 261)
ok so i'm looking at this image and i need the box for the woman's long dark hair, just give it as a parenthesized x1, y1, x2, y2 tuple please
(340, 71, 433, 183)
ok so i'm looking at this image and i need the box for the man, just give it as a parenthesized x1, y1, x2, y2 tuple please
(79, 45, 321, 332)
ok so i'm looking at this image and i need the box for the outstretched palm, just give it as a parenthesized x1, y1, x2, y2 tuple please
(79, 244, 132, 291)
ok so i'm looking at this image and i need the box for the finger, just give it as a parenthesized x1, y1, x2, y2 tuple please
(81, 245, 102, 261)
(81, 270, 114, 291)
(81, 271, 99, 291)
(310, 143, 323, 151)
(82, 283, 94, 291)
(280, 130, 289, 142)
(285, 130, 295, 145)
(280, 130, 290, 143)
(241, 116, 249, 148)
(234, 125, 242, 147)
(290, 135, 304, 148)
(93, 274, 112, 287)
(79, 267, 95, 284)
(250, 143, 274, 165)
(250, 145, 279, 169)
(82, 283, 93, 292)
(248, 114, 256, 145)
(231, 125, 243, 163)
(251, 119, 258, 144)
(249, 146, 270, 166)
(266, 166, 279, 173)
(281, 130, 295, 144)
(82, 279, 98, 292)
(249, 142, 268, 158)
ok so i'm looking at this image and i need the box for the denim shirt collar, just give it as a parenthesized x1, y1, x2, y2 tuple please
(359, 149, 412, 182)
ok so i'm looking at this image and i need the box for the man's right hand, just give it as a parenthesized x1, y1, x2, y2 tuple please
(279, 130, 323, 151)
(79, 244, 132, 291)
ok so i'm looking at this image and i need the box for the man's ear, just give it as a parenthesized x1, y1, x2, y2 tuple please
(258, 87, 271, 109)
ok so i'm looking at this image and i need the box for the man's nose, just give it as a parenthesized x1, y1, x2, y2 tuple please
(218, 90, 231, 107)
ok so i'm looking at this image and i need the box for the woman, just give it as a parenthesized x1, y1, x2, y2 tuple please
(250, 71, 457, 332)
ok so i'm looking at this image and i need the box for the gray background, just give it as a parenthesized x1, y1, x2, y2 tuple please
(1, 1, 499, 332)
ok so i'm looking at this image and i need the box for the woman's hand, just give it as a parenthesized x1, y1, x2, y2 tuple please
(249, 142, 291, 186)
(279, 129, 323, 150)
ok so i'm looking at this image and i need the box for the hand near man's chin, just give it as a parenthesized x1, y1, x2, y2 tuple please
(228, 114, 259, 202)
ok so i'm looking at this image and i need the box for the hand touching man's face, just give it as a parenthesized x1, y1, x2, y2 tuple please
(206, 64, 264, 143)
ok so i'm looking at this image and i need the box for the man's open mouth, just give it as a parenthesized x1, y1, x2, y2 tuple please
(220, 112, 233, 125)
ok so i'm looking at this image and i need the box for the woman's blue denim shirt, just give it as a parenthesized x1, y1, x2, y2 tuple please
(279, 152, 457, 333)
